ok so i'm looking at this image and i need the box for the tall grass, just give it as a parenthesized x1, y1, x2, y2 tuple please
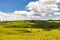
(0, 20, 60, 40)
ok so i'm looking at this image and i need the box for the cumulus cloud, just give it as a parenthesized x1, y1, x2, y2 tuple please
(0, 11, 31, 21)
(0, 0, 60, 21)
(54, 12, 60, 15)
(26, 0, 60, 20)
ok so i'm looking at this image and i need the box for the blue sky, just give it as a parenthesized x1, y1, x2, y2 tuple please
(0, 0, 60, 21)
(0, 0, 37, 13)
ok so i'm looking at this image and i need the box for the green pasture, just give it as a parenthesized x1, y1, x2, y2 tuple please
(0, 28, 60, 40)
(0, 20, 60, 40)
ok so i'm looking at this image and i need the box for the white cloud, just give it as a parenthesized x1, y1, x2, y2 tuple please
(56, 0, 60, 3)
(26, 0, 60, 20)
(54, 12, 60, 15)
(0, 11, 28, 21)
(0, 0, 60, 21)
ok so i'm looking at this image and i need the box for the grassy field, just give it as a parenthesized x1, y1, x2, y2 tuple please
(0, 27, 60, 40)
(0, 20, 60, 40)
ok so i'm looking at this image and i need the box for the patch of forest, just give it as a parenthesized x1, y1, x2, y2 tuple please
(0, 20, 60, 30)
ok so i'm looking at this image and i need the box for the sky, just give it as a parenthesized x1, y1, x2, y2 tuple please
(0, 0, 60, 21)
(0, 0, 37, 13)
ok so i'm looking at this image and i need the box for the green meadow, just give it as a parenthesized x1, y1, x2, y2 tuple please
(0, 20, 60, 40)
